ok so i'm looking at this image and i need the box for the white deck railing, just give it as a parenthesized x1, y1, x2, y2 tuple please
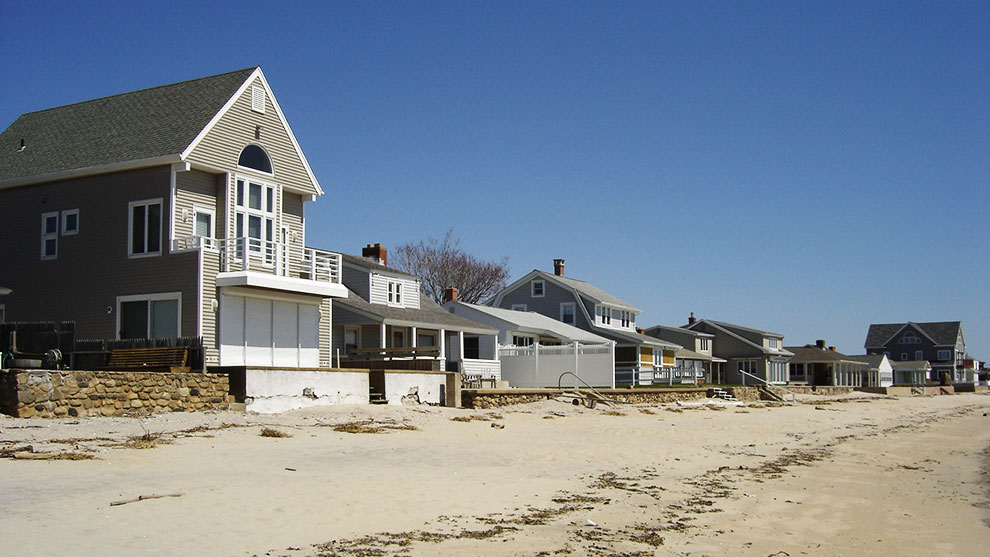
(173, 235, 341, 284)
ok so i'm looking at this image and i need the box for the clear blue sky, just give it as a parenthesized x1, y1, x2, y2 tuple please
(2, 1, 987, 356)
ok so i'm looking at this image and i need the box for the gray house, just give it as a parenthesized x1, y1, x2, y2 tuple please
(332, 245, 501, 381)
(865, 321, 969, 383)
(682, 317, 792, 385)
(0, 67, 348, 368)
(644, 323, 725, 384)
(488, 259, 680, 385)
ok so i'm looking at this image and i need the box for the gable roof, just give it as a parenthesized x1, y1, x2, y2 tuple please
(645, 324, 714, 340)
(685, 319, 792, 357)
(1, 67, 322, 195)
(444, 301, 612, 344)
(334, 287, 496, 334)
(1, 68, 255, 184)
(493, 269, 641, 312)
(865, 321, 963, 348)
(339, 252, 419, 280)
(784, 345, 868, 365)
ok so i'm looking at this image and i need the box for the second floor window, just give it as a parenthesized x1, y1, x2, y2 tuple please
(560, 303, 575, 324)
(235, 178, 276, 257)
(129, 199, 162, 257)
(41, 212, 58, 259)
(531, 280, 544, 297)
(937, 350, 951, 361)
(388, 280, 402, 305)
(699, 338, 710, 351)
(915, 350, 924, 360)
(601, 306, 611, 325)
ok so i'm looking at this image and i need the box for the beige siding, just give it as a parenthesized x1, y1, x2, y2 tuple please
(186, 76, 318, 196)
(320, 297, 332, 367)
(282, 192, 305, 247)
(174, 169, 221, 240)
(201, 250, 220, 364)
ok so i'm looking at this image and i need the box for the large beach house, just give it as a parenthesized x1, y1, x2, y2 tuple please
(0, 67, 348, 369)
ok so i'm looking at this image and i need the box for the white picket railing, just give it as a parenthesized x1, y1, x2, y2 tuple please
(173, 235, 341, 284)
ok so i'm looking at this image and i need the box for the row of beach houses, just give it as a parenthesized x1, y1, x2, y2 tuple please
(1, 68, 983, 410)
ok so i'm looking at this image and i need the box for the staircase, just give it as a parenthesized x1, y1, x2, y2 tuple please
(369, 390, 387, 405)
(759, 385, 787, 402)
(709, 387, 737, 402)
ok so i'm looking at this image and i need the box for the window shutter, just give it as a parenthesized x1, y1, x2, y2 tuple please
(251, 86, 265, 114)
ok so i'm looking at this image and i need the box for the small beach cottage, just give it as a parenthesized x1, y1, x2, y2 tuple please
(784, 341, 869, 387)
(682, 317, 793, 385)
(444, 296, 615, 388)
(487, 259, 680, 386)
(0, 67, 348, 369)
(332, 245, 501, 386)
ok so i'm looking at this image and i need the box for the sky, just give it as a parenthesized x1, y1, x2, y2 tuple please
(1, 1, 987, 356)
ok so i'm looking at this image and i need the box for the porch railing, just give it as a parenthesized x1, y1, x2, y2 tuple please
(174, 236, 341, 284)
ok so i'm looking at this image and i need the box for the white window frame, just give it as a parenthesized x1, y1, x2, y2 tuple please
(61, 209, 79, 236)
(512, 334, 534, 347)
(41, 211, 58, 260)
(115, 292, 182, 340)
(192, 205, 216, 249)
(560, 302, 575, 324)
(620, 310, 631, 328)
(387, 280, 403, 306)
(511, 304, 527, 311)
(234, 176, 277, 261)
(128, 198, 163, 258)
(901, 352, 908, 361)
(531, 279, 545, 298)
(601, 306, 611, 325)
(698, 338, 710, 352)
(767, 337, 780, 350)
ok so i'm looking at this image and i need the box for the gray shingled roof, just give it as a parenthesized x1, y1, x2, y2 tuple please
(540, 271, 641, 312)
(334, 287, 496, 334)
(865, 321, 962, 347)
(0, 68, 257, 183)
(785, 345, 868, 365)
(444, 302, 611, 344)
(339, 252, 419, 280)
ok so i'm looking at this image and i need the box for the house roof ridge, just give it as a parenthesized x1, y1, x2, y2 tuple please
(17, 67, 259, 117)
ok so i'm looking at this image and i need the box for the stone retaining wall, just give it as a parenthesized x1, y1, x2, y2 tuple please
(784, 385, 855, 395)
(462, 388, 710, 409)
(724, 386, 760, 401)
(1, 369, 231, 418)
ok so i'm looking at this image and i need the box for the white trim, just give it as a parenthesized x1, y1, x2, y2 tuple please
(510, 304, 527, 311)
(251, 85, 266, 114)
(40, 211, 58, 260)
(192, 204, 216, 241)
(115, 291, 182, 340)
(128, 198, 164, 258)
(60, 209, 79, 236)
(236, 143, 276, 177)
(169, 165, 177, 253)
(179, 68, 324, 196)
(531, 279, 545, 298)
(0, 155, 182, 191)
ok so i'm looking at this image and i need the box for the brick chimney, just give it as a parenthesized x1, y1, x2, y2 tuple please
(816, 339, 826, 349)
(443, 286, 458, 303)
(828, 346, 836, 352)
(553, 258, 565, 276)
(362, 243, 387, 266)
(688, 312, 697, 325)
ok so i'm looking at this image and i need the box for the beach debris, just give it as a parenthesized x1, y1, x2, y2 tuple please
(109, 493, 184, 507)
(743, 493, 756, 498)
(491, 423, 505, 429)
(260, 427, 291, 438)
(585, 519, 597, 526)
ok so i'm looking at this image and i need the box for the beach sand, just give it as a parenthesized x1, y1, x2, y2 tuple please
(2, 391, 988, 556)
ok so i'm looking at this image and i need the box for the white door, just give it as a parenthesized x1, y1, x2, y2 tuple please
(220, 294, 321, 367)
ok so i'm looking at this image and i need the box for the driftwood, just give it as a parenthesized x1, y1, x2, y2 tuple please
(110, 493, 184, 507)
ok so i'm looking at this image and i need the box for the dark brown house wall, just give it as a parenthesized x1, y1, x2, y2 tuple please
(0, 165, 199, 340)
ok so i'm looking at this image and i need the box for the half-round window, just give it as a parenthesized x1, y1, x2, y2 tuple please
(238, 145, 272, 174)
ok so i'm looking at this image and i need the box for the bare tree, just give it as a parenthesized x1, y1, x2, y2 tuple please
(391, 230, 509, 305)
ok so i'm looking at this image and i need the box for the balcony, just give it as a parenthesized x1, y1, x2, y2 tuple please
(174, 235, 347, 298)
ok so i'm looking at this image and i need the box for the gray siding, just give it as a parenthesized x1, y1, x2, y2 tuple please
(341, 265, 370, 300)
(497, 279, 590, 329)
(186, 76, 318, 196)
(0, 165, 199, 340)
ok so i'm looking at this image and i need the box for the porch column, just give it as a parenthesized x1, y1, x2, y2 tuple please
(411, 327, 418, 347)
(457, 330, 464, 360)
(380, 323, 386, 349)
(439, 329, 446, 371)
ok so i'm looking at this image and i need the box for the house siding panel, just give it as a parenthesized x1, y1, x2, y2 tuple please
(174, 169, 221, 240)
(342, 265, 370, 300)
(186, 76, 317, 196)
(497, 280, 588, 329)
(201, 250, 219, 364)
(0, 166, 199, 340)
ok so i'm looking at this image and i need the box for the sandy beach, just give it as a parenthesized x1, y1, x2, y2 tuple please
(2, 391, 989, 556)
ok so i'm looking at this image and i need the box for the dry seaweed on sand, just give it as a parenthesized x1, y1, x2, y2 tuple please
(332, 420, 418, 434)
(259, 427, 291, 438)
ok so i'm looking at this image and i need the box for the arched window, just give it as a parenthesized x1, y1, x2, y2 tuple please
(238, 145, 272, 174)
